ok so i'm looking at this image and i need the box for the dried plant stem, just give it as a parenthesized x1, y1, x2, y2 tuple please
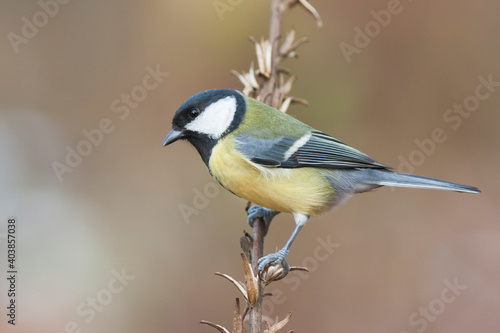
(249, 1, 309, 332)
(203, 1, 322, 332)
(248, 1, 288, 331)
(249, 219, 265, 332)
(261, 0, 285, 108)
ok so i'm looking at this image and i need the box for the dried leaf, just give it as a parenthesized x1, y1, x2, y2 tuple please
(263, 312, 292, 333)
(231, 62, 260, 96)
(251, 37, 272, 78)
(279, 97, 293, 113)
(279, 75, 296, 95)
(254, 42, 265, 77)
(240, 231, 253, 261)
(200, 320, 230, 333)
(298, 0, 323, 27)
(247, 62, 260, 88)
(215, 272, 248, 301)
(241, 253, 260, 307)
(231, 70, 249, 88)
(280, 29, 296, 55)
(264, 39, 273, 76)
(280, 29, 309, 59)
(288, 97, 309, 106)
(284, 37, 309, 58)
(280, 96, 308, 113)
(233, 298, 242, 333)
(277, 67, 292, 75)
(289, 266, 309, 273)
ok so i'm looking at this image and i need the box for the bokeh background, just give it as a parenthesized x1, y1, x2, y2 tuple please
(1, 1, 499, 332)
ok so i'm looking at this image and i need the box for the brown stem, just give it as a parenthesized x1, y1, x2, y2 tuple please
(251, 218, 265, 274)
(204, 1, 322, 332)
(249, 2, 289, 332)
(261, 0, 287, 108)
(249, 218, 265, 333)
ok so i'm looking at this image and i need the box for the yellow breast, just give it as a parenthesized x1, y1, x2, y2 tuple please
(208, 137, 335, 216)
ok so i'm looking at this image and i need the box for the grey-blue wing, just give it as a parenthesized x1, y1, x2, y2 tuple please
(236, 130, 390, 170)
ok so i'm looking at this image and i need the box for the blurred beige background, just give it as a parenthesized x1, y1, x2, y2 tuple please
(1, 1, 499, 332)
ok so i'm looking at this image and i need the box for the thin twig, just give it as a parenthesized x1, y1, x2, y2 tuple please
(260, 0, 286, 108)
(204, 1, 322, 332)
(248, 1, 287, 330)
(249, 218, 265, 332)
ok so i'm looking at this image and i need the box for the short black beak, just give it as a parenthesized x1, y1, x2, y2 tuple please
(163, 129, 184, 146)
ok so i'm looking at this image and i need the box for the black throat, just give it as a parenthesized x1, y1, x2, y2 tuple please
(186, 134, 217, 167)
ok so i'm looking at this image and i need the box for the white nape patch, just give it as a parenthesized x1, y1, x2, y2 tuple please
(284, 133, 312, 160)
(185, 96, 237, 139)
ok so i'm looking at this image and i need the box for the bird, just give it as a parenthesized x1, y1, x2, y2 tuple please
(163, 89, 480, 276)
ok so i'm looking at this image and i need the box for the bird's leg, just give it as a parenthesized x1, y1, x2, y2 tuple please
(257, 213, 309, 277)
(247, 205, 280, 236)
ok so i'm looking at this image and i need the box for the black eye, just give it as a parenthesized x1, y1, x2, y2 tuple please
(188, 108, 200, 119)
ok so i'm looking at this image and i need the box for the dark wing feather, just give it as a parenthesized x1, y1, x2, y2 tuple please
(236, 131, 390, 170)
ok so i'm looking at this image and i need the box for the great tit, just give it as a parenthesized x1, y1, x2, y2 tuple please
(163, 89, 480, 273)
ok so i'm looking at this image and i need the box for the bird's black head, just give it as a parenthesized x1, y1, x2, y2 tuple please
(163, 89, 247, 165)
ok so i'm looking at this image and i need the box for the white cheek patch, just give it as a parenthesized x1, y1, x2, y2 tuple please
(185, 96, 237, 139)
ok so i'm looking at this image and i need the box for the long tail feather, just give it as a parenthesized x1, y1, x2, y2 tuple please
(368, 170, 481, 194)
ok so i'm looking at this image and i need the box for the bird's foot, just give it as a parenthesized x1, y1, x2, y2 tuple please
(247, 205, 279, 235)
(257, 248, 290, 281)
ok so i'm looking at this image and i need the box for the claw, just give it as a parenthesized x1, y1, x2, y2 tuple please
(246, 205, 280, 231)
(259, 257, 290, 282)
(258, 248, 289, 272)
